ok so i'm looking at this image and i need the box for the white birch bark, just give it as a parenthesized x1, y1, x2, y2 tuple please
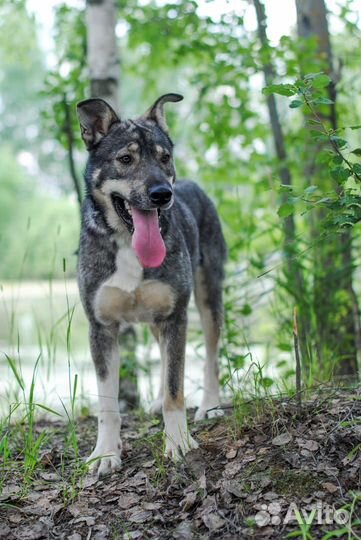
(86, 0, 119, 110)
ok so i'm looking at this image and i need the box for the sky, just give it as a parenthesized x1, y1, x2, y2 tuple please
(26, 0, 360, 69)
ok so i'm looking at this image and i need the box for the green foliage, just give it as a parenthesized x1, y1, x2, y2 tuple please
(0, 0, 44, 151)
(0, 147, 78, 279)
(41, 4, 87, 152)
(264, 73, 361, 231)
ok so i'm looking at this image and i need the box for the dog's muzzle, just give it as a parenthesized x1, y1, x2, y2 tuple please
(148, 185, 173, 207)
(110, 191, 167, 269)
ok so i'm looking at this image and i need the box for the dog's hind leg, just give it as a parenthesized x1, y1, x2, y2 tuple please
(194, 267, 224, 421)
(87, 323, 122, 477)
(148, 325, 164, 415)
(157, 311, 198, 459)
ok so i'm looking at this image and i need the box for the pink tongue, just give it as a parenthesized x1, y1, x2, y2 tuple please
(131, 207, 166, 268)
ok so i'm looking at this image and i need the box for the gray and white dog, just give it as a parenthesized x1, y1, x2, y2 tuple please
(76, 93, 227, 477)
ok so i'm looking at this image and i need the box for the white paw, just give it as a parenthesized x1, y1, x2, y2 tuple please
(86, 441, 122, 478)
(149, 398, 163, 415)
(165, 433, 199, 461)
(195, 404, 224, 421)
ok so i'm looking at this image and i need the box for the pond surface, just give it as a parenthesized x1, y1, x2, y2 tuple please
(0, 280, 285, 419)
(0, 280, 212, 417)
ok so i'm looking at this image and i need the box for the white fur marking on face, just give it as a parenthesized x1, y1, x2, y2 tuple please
(101, 179, 132, 200)
(127, 142, 139, 152)
(163, 409, 198, 460)
(155, 144, 163, 154)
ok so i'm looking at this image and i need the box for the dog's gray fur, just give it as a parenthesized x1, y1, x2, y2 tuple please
(76, 94, 227, 477)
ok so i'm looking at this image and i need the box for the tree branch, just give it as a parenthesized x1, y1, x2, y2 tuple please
(62, 94, 82, 212)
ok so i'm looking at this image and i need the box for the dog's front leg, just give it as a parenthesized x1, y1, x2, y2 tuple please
(87, 323, 122, 477)
(158, 312, 198, 460)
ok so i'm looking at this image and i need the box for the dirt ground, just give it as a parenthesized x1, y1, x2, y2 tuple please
(1, 390, 361, 539)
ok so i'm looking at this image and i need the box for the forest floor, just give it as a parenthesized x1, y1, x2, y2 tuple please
(1, 390, 361, 540)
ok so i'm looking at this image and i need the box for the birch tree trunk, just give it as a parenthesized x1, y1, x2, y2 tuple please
(295, 0, 359, 378)
(85, 0, 119, 109)
(253, 0, 311, 367)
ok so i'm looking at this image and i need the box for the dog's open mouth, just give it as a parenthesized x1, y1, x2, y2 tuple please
(111, 193, 166, 269)
(111, 193, 134, 231)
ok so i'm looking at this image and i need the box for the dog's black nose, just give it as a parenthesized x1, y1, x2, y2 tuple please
(148, 185, 173, 206)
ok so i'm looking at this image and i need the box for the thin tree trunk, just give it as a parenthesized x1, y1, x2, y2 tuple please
(295, 0, 359, 378)
(85, 0, 119, 109)
(253, 0, 311, 366)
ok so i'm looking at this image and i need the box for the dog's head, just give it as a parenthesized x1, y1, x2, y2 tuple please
(76, 94, 183, 268)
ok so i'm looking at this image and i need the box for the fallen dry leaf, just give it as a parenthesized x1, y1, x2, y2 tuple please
(142, 460, 155, 468)
(272, 433, 292, 446)
(202, 512, 225, 531)
(322, 482, 338, 493)
(118, 494, 139, 510)
(226, 447, 238, 459)
(297, 438, 319, 452)
(224, 480, 245, 499)
(180, 492, 197, 512)
(128, 509, 152, 524)
(173, 520, 193, 540)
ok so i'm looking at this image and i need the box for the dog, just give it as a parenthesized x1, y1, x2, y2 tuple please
(76, 93, 227, 477)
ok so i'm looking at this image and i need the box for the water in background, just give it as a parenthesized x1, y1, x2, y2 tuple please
(0, 280, 207, 417)
(0, 279, 286, 418)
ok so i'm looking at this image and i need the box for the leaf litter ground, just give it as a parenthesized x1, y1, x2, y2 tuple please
(1, 390, 361, 539)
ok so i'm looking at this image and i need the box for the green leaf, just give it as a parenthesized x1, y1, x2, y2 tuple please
(262, 84, 296, 97)
(260, 377, 273, 389)
(304, 185, 318, 194)
(330, 135, 348, 148)
(277, 343, 292, 352)
(289, 99, 303, 108)
(312, 73, 331, 88)
(5, 354, 25, 391)
(36, 404, 63, 417)
(351, 148, 361, 156)
(279, 184, 293, 192)
(240, 303, 252, 316)
(331, 166, 351, 182)
(321, 528, 349, 540)
(341, 195, 361, 209)
(311, 132, 329, 143)
(313, 96, 334, 105)
(278, 202, 294, 218)
(352, 163, 361, 175)
(304, 72, 324, 80)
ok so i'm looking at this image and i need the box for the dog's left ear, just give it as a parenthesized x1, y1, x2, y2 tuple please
(141, 93, 183, 134)
(77, 98, 120, 150)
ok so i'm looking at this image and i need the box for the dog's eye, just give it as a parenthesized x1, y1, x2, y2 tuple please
(161, 154, 171, 164)
(118, 154, 132, 164)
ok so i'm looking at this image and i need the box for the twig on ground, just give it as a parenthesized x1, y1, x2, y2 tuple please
(294, 307, 302, 415)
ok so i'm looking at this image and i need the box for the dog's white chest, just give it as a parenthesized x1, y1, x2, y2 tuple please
(93, 244, 175, 325)
(106, 245, 143, 293)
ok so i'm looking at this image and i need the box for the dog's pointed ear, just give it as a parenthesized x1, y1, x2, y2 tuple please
(141, 93, 183, 134)
(76, 98, 120, 149)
